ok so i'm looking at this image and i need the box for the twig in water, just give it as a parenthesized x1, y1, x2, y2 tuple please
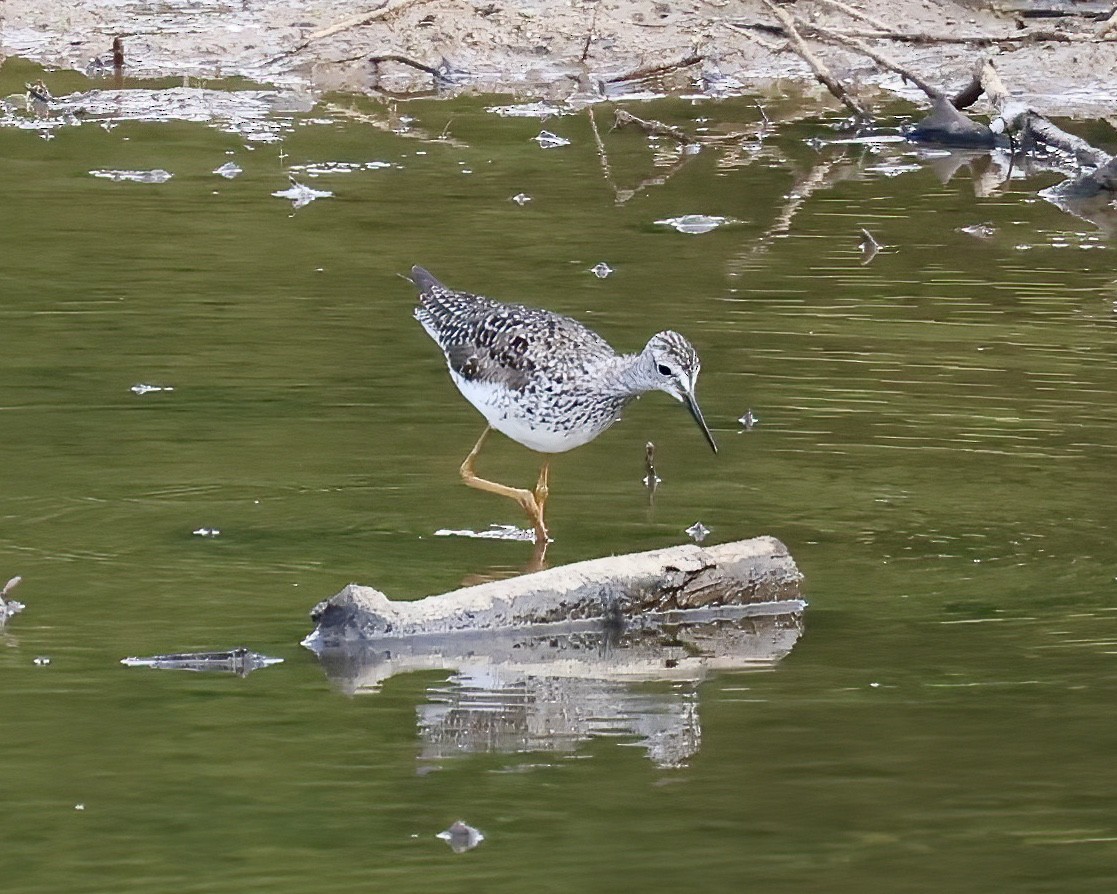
(859, 228, 882, 265)
(643, 442, 661, 498)
(587, 106, 616, 191)
(613, 109, 695, 145)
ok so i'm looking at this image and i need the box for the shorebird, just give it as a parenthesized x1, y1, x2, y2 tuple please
(411, 266, 717, 543)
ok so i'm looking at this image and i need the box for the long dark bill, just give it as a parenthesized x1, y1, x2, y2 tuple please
(685, 393, 719, 454)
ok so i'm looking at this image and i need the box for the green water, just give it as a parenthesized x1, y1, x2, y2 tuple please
(2, 58, 1117, 891)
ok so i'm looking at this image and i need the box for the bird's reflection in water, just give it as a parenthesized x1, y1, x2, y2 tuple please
(312, 604, 804, 769)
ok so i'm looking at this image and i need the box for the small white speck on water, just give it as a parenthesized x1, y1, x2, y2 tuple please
(74, 804, 85, 811)
(192, 527, 221, 538)
(272, 177, 332, 210)
(870, 682, 881, 688)
(590, 262, 613, 278)
(685, 522, 710, 543)
(511, 192, 532, 205)
(131, 383, 175, 395)
(437, 820, 485, 853)
(654, 214, 736, 235)
(533, 130, 570, 149)
(213, 161, 242, 179)
(737, 409, 758, 430)
(90, 168, 173, 183)
(33, 656, 51, 666)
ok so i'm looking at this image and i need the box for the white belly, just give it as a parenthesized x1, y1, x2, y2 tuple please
(451, 374, 612, 454)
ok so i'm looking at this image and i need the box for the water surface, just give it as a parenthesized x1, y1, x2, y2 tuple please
(2, 59, 1117, 892)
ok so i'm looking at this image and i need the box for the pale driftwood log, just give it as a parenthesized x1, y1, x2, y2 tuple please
(306, 536, 802, 644)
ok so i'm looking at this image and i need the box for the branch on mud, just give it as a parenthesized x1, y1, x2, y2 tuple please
(802, 20, 945, 101)
(604, 53, 703, 85)
(732, 21, 1095, 45)
(368, 54, 445, 80)
(759, 0, 869, 120)
(813, 0, 903, 38)
(279, 0, 430, 59)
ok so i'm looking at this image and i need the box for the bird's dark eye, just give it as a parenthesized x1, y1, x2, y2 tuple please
(656, 363, 672, 377)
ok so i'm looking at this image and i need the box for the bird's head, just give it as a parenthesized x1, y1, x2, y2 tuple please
(642, 331, 718, 454)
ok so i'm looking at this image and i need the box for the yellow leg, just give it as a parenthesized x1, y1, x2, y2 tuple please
(534, 461, 550, 517)
(459, 427, 549, 543)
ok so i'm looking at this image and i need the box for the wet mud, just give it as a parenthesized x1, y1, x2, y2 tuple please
(2, 1, 1115, 116)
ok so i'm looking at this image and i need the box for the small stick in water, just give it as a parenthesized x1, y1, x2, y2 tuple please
(643, 441, 662, 496)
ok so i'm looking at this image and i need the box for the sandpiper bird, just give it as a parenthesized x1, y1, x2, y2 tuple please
(411, 266, 717, 543)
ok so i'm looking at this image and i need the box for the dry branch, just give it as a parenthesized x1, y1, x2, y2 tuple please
(802, 20, 944, 100)
(605, 52, 704, 85)
(760, 0, 869, 120)
(731, 21, 1091, 45)
(613, 109, 695, 144)
(280, 0, 429, 58)
(368, 53, 445, 80)
(813, 0, 902, 37)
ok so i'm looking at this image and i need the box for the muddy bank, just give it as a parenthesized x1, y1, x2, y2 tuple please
(2, 1, 1115, 116)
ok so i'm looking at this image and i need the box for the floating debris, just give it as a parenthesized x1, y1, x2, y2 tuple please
(959, 222, 997, 239)
(434, 525, 536, 542)
(121, 648, 283, 676)
(74, 803, 85, 811)
(272, 176, 332, 210)
(131, 383, 175, 395)
(864, 162, 922, 178)
(436, 820, 485, 853)
(1, 575, 25, 623)
(192, 527, 221, 538)
(590, 262, 614, 279)
(213, 161, 242, 179)
(26, 80, 53, 105)
(288, 161, 391, 176)
(90, 169, 173, 184)
(737, 409, 759, 431)
(533, 130, 570, 149)
(510, 192, 532, 205)
(33, 656, 51, 666)
(859, 228, 882, 265)
(654, 214, 735, 235)
(486, 101, 571, 118)
(1, 575, 21, 600)
(685, 522, 710, 543)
